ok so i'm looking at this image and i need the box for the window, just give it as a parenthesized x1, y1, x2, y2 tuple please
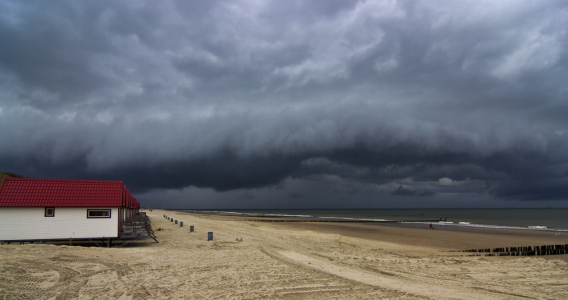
(45, 207, 54, 217)
(87, 209, 111, 218)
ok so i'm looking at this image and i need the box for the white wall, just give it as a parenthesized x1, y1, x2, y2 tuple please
(0, 207, 119, 241)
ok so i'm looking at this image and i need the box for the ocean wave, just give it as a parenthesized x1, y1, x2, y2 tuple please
(196, 210, 567, 231)
(265, 214, 314, 218)
(220, 212, 314, 218)
(403, 221, 568, 232)
(318, 216, 390, 222)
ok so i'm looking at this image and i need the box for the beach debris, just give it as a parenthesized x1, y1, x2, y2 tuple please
(208, 232, 213, 241)
(190, 226, 194, 232)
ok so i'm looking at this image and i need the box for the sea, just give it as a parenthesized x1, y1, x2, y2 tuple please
(190, 209, 568, 232)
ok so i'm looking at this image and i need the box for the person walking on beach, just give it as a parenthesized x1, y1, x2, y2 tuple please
(430, 223, 432, 229)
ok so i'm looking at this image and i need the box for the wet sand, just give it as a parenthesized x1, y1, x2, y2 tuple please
(263, 221, 568, 254)
(1, 209, 566, 299)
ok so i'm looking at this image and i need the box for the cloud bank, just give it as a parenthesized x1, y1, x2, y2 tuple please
(1, 0, 567, 208)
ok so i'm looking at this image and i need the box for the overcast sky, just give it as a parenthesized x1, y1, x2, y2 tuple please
(1, 0, 566, 208)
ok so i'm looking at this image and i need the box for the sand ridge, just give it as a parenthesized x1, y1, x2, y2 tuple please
(0, 209, 566, 299)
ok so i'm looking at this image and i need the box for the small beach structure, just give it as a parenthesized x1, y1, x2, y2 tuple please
(0, 178, 155, 245)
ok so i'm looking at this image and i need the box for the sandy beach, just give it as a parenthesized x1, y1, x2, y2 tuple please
(1, 209, 567, 299)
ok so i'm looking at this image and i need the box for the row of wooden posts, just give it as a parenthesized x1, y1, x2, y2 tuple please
(163, 214, 213, 241)
(454, 244, 567, 256)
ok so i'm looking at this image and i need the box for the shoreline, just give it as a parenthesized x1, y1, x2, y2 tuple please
(183, 208, 568, 232)
(1, 209, 566, 299)
(188, 210, 568, 258)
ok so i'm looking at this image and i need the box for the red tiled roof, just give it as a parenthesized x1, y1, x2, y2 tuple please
(0, 178, 140, 208)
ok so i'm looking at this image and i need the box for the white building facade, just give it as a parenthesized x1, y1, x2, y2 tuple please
(0, 178, 139, 242)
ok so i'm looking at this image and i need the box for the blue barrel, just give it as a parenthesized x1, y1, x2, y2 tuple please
(190, 226, 194, 232)
(208, 232, 213, 241)
(171, 218, 173, 222)
(180, 221, 183, 227)
(175, 220, 178, 224)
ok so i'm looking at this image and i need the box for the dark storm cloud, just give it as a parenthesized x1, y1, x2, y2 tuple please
(0, 0, 567, 207)
(0, 1, 113, 101)
(392, 186, 417, 196)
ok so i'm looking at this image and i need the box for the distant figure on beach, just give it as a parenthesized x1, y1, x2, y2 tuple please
(430, 223, 434, 229)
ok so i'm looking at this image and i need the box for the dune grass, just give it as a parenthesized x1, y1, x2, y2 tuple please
(0, 172, 24, 189)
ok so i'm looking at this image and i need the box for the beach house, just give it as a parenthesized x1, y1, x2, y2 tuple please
(0, 178, 140, 243)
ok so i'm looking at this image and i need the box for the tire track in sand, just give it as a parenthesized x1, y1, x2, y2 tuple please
(272, 249, 522, 300)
